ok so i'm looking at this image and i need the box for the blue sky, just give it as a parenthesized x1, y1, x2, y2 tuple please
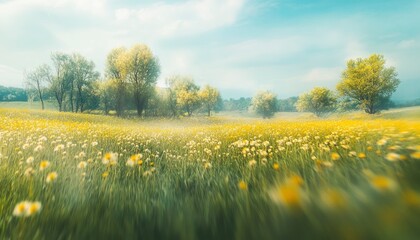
(0, 0, 419, 100)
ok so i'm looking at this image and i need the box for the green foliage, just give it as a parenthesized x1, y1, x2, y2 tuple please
(199, 85, 221, 116)
(105, 47, 127, 116)
(252, 91, 278, 118)
(278, 97, 298, 112)
(72, 54, 100, 113)
(0, 85, 28, 102)
(145, 87, 173, 117)
(223, 97, 252, 112)
(337, 54, 400, 114)
(167, 75, 201, 116)
(296, 87, 337, 117)
(117, 44, 161, 116)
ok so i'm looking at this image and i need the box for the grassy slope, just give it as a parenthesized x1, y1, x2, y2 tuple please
(0, 107, 419, 239)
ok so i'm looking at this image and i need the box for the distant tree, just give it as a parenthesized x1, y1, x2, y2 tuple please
(98, 79, 117, 115)
(25, 64, 51, 110)
(105, 47, 127, 117)
(118, 44, 160, 117)
(72, 54, 100, 113)
(145, 87, 172, 117)
(337, 54, 400, 114)
(167, 75, 201, 116)
(252, 91, 278, 118)
(223, 97, 252, 111)
(0, 86, 28, 102)
(50, 53, 74, 112)
(278, 97, 298, 112)
(296, 87, 337, 117)
(214, 94, 224, 112)
(199, 85, 220, 116)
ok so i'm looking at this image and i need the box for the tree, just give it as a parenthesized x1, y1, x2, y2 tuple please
(105, 47, 127, 117)
(199, 85, 220, 116)
(98, 79, 117, 115)
(25, 64, 51, 110)
(145, 87, 172, 117)
(72, 54, 100, 113)
(223, 97, 252, 112)
(278, 97, 298, 112)
(167, 75, 201, 116)
(118, 44, 160, 117)
(296, 87, 337, 117)
(337, 54, 400, 114)
(50, 53, 74, 112)
(252, 91, 278, 118)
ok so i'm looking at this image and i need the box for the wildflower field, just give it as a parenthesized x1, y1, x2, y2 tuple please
(1, 108, 420, 239)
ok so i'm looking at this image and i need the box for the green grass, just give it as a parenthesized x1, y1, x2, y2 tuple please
(0, 108, 420, 239)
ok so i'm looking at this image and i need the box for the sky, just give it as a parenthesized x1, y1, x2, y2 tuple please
(0, 0, 419, 100)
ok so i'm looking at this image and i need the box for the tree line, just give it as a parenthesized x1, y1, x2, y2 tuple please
(25, 48, 401, 118)
(26, 44, 222, 117)
(252, 54, 401, 118)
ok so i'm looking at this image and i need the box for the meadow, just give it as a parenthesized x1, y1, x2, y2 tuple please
(1, 107, 420, 239)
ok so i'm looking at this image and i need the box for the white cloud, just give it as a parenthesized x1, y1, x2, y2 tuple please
(0, 0, 107, 17)
(397, 39, 417, 49)
(0, 64, 23, 87)
(114, 0, 245, 38)
(303, 67, 341, 83)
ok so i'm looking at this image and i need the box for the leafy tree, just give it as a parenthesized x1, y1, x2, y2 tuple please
(118, 44, 160, 117)
(72, 54, 100, 113)
(296, 87, 337, 117)
(105, 47, 127, 116)
(278, 97, 298, 112)
(50, 53, 74, 112)
(98, 79, 117, 115)
(145, 87, 172, 117)
(0, 86, 27, 101)
(252, 91, 278, 118)
(223, 97, 252, 112)
(337, 54, 400, 114)
(25, 64, 51, 110)
(167, 75, 201, 116)
(199, 85, 220, 116)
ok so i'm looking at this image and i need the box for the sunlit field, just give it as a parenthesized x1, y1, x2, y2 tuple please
(1, 108, 420, 239)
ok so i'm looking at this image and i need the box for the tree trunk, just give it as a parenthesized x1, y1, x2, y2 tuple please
(38, 90, 44, 110)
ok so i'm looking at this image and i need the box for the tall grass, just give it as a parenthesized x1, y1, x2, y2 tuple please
(0, 108, 420, 239)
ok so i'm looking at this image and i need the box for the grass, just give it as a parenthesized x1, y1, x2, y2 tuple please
(0, 107, 420, 239)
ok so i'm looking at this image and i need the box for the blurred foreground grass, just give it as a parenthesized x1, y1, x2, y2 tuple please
(1, 107, 420, 239)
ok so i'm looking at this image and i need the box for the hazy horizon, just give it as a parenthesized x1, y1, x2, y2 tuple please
(0, 0, 419, 100)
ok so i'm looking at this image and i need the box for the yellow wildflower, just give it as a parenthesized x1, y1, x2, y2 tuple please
(248, 159, 257, 167)
(46, 172, 58, 183)
(385, 152, 401, 162)
(204, 162, 212, 169)
(102, 152, 118, 165)
(270, 184, 303, 208)
(77, 161, 87, 169)
(331, 152, 341, 161)
(39, 160, 50, 171)
(377, 138, 387, 146)
(410, 152, 420, 160)
(238, 180, 248, 190)
(13, 201, 41, 217)
(370, 175, 398, 192)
